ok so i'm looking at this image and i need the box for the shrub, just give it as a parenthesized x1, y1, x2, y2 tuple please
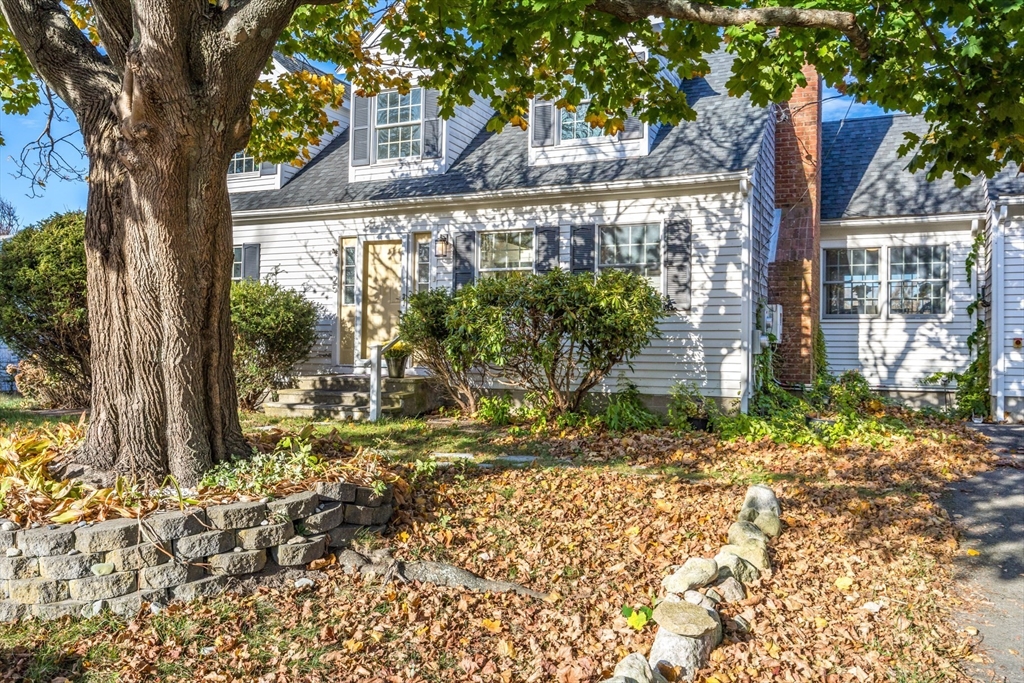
(8, 357, 90, 409)
(0, 211, 90, 407)
(602, 380, 661, 432)
(399, 288, 490, 413)
(448, 269, 666, 415)
(230, 279, 320, 410)
(666, 381, 714, 429)
(476, 394, 513, 426)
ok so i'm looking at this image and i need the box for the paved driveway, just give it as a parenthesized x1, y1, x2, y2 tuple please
(942, 424, 1024, 682)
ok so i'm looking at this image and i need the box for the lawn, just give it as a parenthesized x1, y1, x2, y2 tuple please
(0, 396, 998, 682)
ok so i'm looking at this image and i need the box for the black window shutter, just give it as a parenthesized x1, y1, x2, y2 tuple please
(532, 98, 556, 148)
(620, 108, 644, 140)
(422, 89, 442, 159)
(452, 231, 476, 291)
(570, 225, 596, 275)
(664, 219, 692, 311)
(533, 226, 560, 274)
(351, 95, 371, 167)
(242, 243, 261, 282)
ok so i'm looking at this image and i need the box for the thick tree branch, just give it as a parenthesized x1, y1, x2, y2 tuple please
(90, 0, 134, 71)
(0, 0, 120, 117)
(590, 0, 870, 59)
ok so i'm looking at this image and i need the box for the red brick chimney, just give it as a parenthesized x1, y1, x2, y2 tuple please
(768, 64, 822, 387)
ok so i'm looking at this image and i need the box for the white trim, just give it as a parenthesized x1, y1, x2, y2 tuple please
(821, 213, 986, 228)
(992, 204, 1008, 421)
(739, 183, 752, 412)
(233, 172, 747, 223)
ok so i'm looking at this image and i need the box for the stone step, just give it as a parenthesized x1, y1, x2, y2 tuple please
(275, 389, 370, 406)
(293, 375, 370, 392)
(262, 402, 402, 421)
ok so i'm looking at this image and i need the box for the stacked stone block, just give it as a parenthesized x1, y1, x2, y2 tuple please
(0, 482, 394, 621)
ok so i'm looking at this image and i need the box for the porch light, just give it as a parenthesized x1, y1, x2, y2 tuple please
(434, 234, 451, 258)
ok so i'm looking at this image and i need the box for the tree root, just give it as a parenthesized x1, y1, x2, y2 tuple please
(337, 549, 550, 600)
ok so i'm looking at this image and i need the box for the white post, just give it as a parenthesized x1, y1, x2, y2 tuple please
(369, 343, 382, 422)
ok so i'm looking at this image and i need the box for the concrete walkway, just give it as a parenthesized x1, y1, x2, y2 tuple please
(942, 424, 1024, 682)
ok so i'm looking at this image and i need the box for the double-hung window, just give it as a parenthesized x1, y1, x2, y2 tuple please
(561, 96, 606, 142)
(228, 151, 257, 175)
(889, 246, 948, 314)
(232, 247, 244, 280)
(479, 231, 534, 277)
(824, 248, 880, 315)
(375, 90, 422, 160)
(599, 224, 662, 287)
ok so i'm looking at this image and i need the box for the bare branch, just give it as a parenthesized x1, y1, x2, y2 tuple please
(0, 197, 18, 235)
(590, 0, 870, 59)
(8, 85, 87, 198)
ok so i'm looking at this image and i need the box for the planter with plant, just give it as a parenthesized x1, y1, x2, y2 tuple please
(384, 341, 413, 379)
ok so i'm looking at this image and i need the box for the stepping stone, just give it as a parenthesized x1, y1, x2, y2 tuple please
(494, 455, 537, 465)
(432, 453, 475, 460)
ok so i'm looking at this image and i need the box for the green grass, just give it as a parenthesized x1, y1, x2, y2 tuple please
(0, 392, 82, 431)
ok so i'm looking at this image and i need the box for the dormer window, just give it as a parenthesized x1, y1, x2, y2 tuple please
(228, 151, 257, 175)
(376, 90, 422, 160)
(561, 94, 607, 141)
(351, 88, 442, 168)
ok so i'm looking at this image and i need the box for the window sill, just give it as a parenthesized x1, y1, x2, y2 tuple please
(227, 171, 262, 180)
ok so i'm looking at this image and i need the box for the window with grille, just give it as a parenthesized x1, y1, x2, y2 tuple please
(341, 245, 357, 305)
(375, 90, 422, 160)
(479, 231, 534, 276)
(598, 224, 662, 287)
(824, 248, 880, 315)
(561, 100, 605, 141)
(414, 234, 431, 293)
(228, 151, 257, 175)
(889, 246, 948, 314)
(232, 247, 244, 280)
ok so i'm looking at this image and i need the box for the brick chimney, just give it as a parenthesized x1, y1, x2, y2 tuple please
(768, 65, 822, 387)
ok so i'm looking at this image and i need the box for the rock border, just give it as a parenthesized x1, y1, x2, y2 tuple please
(0, 480, 394, 621)
(601, 484, 784, 683)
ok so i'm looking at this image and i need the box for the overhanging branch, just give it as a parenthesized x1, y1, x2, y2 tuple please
(590, 0, 870, 59)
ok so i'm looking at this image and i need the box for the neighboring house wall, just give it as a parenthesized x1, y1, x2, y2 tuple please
(0, 341, 16, 393)
(232, 182, 752, 402)
(819, 218, 977, 402)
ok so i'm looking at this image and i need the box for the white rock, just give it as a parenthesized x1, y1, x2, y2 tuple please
(647, 627, 718, 682)
(5, 547, 22, 557)
(91, 562, 115, 576)
(201, 646, 216, 656)
(612, 652, 658, 683)
(662, 557, 718, 594)
(294, 578, 315, 589)
(233, 547, 242, 553)
(91, 600, 104, 616)
(150, 602, 163, 615)
(0, 522, 17, 532)
(740, 484, 781, 517)
(260, 520, 269, 526)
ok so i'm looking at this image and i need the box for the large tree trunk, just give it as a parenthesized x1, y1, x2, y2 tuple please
(0, 0, 297, 486)
(79, 111, 248, 486)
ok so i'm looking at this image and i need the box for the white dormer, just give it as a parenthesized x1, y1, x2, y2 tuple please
(227, 53, 348, 194)
(528, 94, 650, 167)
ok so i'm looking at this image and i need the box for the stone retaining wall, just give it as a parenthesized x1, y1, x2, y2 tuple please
(0, 481, 394, 621)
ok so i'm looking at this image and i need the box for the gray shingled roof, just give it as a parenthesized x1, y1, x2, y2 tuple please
(231, 51, 768, 213)
(989, 162, 1024, 198)
(820, 114, 988, 220)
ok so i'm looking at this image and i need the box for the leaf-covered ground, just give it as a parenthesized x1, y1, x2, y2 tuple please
(0, 423, 997, 683)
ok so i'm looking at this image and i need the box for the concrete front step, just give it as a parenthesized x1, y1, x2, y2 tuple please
(274, 389, 370, 407)
(293, 375, 370, 392)
(262, 402, 402, 420)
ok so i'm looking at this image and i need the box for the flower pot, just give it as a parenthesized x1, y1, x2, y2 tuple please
(971, 415, 983, 424)
(687, 417, 710, 432)
(387, 360, 407, 379)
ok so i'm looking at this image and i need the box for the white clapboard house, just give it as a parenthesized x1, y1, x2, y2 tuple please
(228, 49, 1023, 423)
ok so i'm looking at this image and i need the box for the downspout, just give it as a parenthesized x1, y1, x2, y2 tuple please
(739, 176, 753, 414)
(992, 204, 1008, 421)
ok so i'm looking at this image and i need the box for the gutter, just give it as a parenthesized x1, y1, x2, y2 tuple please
(820, 212, 987, 228)
(231, 171, 749, 223)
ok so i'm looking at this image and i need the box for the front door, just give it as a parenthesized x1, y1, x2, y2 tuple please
(361, 240, 403, 359)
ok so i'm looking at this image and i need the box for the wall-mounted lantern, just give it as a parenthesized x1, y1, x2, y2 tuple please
(434, 234, 451, 258)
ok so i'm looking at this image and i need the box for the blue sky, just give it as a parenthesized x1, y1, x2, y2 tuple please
(1, 85, 886, 227)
